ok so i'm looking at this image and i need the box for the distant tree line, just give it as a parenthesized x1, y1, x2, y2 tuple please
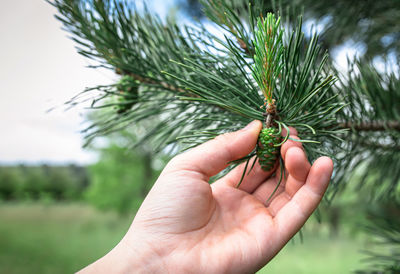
(0, 142, 165, 215)
(0, 164, 89, 201)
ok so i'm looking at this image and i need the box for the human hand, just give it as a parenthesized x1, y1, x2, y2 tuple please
(80, 120, 333, 274)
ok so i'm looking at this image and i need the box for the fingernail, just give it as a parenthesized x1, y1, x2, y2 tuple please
(243, 120, 258, 131)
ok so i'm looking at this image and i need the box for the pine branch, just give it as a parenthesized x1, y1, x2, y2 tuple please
(51, 0, 346, 165)
(201, 0, 255, 56)
(50, 0, 400, 200)
(252, 13, 284, 115)
(115, 68, 196, 97)
(324, 56, 400, 198)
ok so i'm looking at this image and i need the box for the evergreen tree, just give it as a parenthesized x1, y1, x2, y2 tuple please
(49, 0, 399, 271)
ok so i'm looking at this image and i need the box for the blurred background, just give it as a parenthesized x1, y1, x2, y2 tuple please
(0, 0, 397, 273)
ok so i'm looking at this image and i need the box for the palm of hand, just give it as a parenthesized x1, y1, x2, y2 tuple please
(124, 121, 332, 273)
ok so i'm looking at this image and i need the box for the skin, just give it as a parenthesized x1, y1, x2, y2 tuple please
(79, 120, 333, 274)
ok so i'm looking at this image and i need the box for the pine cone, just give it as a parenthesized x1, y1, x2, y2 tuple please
(256, 127, 281, 171)
(116, 75, 139, 114)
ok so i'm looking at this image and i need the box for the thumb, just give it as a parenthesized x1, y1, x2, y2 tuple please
(167, 120, 262, 178)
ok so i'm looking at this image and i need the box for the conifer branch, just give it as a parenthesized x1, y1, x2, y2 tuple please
(207, 1, 251, 54)
(115, 68, 197, 97)
(252, 14, 284, 107)
(51, 0, 400, 200)
(201, 0, 254, 56)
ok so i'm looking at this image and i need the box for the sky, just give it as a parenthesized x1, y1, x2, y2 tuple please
(0, 0, 116, 164)
(0, 0, 357, 166)
(0, 0, 190, 166)
(0, 0, 177, 165)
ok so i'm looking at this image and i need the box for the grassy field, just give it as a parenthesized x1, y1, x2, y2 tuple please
(0, 202, 367, 273)
(260, 231, 366, 274)
(0, 203, 131, 273)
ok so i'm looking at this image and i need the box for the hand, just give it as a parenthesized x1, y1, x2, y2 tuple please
(80, 120, 333, 274)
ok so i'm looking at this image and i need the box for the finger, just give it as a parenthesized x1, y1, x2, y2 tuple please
(166, 120, 262, 178)
(281, 126, 298, 137)
(280, 135, 303, 161)
(219, 158, 276, 193)
(252, 146, 310, 208)
(273, 157, 333, 244)
(222, 127, 301, 192)
(284, 147, 311, 189)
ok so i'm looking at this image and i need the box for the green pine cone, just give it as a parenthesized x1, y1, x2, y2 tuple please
(256, 127, 281, 171)
(116, 75, 139, 114)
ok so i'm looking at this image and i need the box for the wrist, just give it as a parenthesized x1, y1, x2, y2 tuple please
(78, 237, 165, 273)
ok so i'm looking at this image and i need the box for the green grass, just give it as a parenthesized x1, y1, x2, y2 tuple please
(259, 229, 366, 273)
(0, 202, 367, 274)
(0, 202, 132, 274)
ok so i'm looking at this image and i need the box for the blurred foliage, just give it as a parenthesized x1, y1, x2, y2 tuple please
(85, 142, 166, 215)
(82, 91, 170, 214)
(0, 165, 88, 201)
(356, 201, 400, 273)
(180, 0, 400, 58)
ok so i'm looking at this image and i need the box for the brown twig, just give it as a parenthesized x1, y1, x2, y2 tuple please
(263, 99, 277, 127)
(236, 37, 252, 55)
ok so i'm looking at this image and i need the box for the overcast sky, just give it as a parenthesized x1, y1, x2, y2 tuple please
(0, 1, 116, 164)
(0, 0, 178, 165)
(0, 0, 357, 166)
